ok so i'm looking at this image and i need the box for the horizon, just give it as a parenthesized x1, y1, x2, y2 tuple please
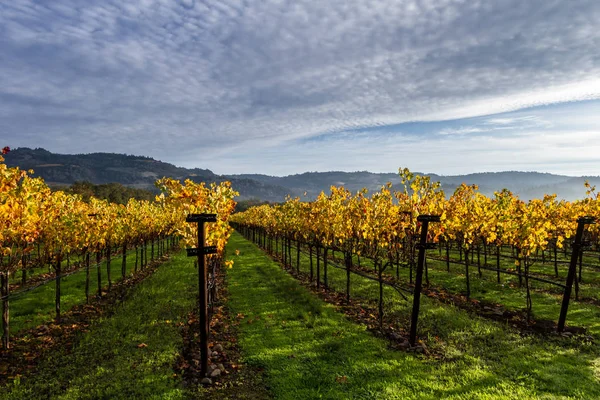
(7, 146, 597, 180)
(2, 1, 600, 175)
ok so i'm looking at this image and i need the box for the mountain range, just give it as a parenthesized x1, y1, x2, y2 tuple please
(4, 147, 599, 202)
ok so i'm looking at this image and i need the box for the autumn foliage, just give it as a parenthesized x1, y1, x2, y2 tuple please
(0, 152, 238, 348)
(231, 168, 599, 260)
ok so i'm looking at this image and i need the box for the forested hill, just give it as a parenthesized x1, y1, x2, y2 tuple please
(5, 147, 599, 201)
(5, 147, 216, 186)
(4, 147, 292, 201)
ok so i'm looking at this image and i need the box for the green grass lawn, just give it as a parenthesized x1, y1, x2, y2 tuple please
(423, 257, 600, 335)
(229, 231, 600, 399)
(1, 250, 195, 400)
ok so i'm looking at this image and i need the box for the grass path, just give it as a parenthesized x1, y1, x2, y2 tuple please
(1, 251, 196, 400)
(226, 231, 600, 400)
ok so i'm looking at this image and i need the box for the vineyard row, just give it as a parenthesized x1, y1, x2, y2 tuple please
(1, 153, 238, 349)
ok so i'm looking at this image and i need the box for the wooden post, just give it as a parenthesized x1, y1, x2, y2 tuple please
(296, 240, 301, 274)
(106, 245, 112, 292)
(22, 255, 27, 286)
(323, 247, 328, 289)
(122, 243, 127, 279)
(55, 256, 62, 321)
(309, 246, 313, 281)
(316, 245, 321, 289)
(85, 252, 90, 303)
(409, 215, 440, 346)
(465, 248, 470, 299)
(96, 250, 102, 297)
(344, 250, 352, 302)
(1, 272, 9, 349)
(496, 245, 501, 284)
(558, 216, 595, 332)
(186, 213, 218, 376)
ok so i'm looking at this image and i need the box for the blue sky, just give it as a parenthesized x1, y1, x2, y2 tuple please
(1, 0, 600, 176)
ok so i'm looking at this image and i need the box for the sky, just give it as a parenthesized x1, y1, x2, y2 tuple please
(1, 0, 600, 176)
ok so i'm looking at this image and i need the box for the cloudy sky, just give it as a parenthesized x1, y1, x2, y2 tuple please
(2, 0, 600, 176)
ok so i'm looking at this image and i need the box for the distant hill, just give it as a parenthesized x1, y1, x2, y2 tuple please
(5, 148, 599, 201)
(231, 171, 399, 199)
(232, 170, 600, 201)
(5, 147, 216, 186)
(426, 171, 599, 200)
(4, 148, 293, 201)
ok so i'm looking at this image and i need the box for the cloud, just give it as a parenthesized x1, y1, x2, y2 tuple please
(1, 0, 600, 174)
(439, 115, 553, 135)
(196, 101, 600, 176)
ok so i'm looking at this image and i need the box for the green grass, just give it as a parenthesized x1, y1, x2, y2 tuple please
(1, 250, 195, 400)
(424, 257, 600, 335)
(9, 265, 47, 286)
(10, 247, 154, 334)
(8, 250, 93, 286)
(332, 248, 600, 336)
(426, 245, 600, 303)
(229, 232, 600, 399)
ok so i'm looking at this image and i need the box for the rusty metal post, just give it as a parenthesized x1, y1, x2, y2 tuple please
(186, 213, 217, 376)
(557, 216, 595, 332)
(409, 214, 440, 346)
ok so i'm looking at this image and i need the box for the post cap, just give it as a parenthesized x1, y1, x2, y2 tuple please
(186, 213, 218, 223)
(186, 246, 218, 257)
(577, 216, 596, 225)
(417, 215, 441, 223)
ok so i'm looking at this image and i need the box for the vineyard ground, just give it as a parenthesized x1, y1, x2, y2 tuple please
(424, 252, 600, 306)
(226, 232, 600, 399)
(2, 232, 599, 399)
(9, 246, 156, 335)
(8, 249, 119, 290)
(425, 245, 600, 304)
(0, 251, 196, 399)
(343, 251, 600, 336)
(7, 246, 148, 293)
(422, 246, 600, 303)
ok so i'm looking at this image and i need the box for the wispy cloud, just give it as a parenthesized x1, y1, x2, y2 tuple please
(439, 115, 553, 135)
(1, 0, 600, 175)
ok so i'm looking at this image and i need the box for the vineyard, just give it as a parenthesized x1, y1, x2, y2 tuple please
(230, 168, 600, 340)
(3, 154, 600, 398)
(0, 151, 238, 353)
